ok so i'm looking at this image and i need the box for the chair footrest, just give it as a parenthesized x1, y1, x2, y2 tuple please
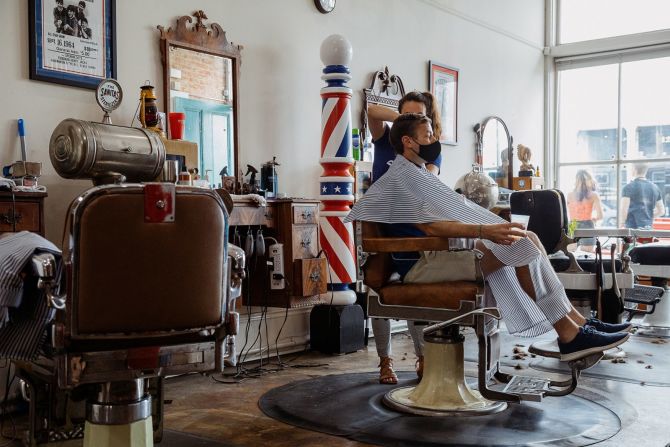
(502, 376, 550, 402)
(624, 284, 664, 304)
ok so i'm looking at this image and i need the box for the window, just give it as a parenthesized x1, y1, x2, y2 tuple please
(559, 0, 670, 44)
(556, 56, 670, 230)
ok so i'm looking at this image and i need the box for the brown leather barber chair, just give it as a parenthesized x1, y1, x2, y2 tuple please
(14, 184, 244, 446)
(361, 222, 599, 416)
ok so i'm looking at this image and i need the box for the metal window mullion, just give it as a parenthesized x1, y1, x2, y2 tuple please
(616, 60, 623, 225)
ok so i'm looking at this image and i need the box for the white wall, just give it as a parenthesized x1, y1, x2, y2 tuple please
(0, 0, 545, 244)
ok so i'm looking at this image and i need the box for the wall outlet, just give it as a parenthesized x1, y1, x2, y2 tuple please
(269, 243, 285, 290)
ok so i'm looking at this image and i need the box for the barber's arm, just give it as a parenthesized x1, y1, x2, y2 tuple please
(415, 221, 526, 245)
(367, 104, 399, 140)
(619, 197, 630, 227)
(593, 195, 604, 222)
(654, 198, 665, 218)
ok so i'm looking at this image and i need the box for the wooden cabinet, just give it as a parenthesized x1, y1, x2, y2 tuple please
(231, 197, 327, 308)
(0, 191, 47, 236)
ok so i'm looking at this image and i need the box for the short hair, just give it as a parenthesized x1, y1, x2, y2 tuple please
(633, 163, 648, 177)
(389, 113, 432, 154)
(79, 1, 86, 7)
(56, 0, 64, 4)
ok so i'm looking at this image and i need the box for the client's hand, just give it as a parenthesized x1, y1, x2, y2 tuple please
(481, 222, 526, 245)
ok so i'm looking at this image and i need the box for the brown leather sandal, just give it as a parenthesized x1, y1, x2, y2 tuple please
(379, 357, 398, 384)
(415, 355, 424, 380)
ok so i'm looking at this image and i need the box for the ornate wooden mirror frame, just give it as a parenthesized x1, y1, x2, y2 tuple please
(158, 11, 243, 185)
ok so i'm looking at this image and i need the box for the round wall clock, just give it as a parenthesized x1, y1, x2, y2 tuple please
(314, 0, 336, 14)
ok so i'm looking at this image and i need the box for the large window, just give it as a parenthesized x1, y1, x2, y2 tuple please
(556, 56, 670, 229)
(559, 0, 670, 44)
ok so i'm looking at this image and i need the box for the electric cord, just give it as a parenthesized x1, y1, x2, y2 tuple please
(214, 233, 331, 384)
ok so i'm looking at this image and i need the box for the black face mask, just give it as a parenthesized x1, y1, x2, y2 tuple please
(413, 139, 442, 163)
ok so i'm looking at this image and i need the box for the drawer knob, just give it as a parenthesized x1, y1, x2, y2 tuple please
(301, 238, 312, 248)
(1, 212, 22, 225)
(301, 211, 312, 220)
(309, 270, 321, 282)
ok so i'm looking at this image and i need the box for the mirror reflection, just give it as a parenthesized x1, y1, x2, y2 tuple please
(477, 116, 512, 189)
(158, 11, 242, 186)
(168, 46, 235, 181)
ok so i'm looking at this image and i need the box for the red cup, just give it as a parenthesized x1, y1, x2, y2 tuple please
(169, 112, 186, 140)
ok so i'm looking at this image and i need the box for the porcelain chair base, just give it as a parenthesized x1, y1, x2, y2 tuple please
(383, 340, 507, 416)
(641, 288, 670, 329)
(83, 417, 153, 447)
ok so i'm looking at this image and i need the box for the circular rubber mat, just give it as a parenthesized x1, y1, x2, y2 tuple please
(259, 372, 624, 446)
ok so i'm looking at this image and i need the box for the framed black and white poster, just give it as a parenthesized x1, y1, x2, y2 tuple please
(29, 0, 116, 89)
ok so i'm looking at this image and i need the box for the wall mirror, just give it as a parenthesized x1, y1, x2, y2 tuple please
(475, 116, 513, 189)
(158, 11, 242, 184)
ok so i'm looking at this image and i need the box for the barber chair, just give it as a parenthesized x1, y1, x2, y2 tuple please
(12, 184, 245, 446)
(628, 241, 670, 330)
(510, 189, 638, 323)
(361, 222, 600, 416)
(510, 189, 668, 329)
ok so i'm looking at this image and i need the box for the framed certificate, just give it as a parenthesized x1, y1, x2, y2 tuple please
(29, 0, 116, 89)
(429, 61, 459, 145)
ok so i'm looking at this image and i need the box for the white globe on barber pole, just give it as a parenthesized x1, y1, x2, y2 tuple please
(319, 34, 356, 305)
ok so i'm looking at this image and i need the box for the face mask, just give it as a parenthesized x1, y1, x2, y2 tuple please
(413, 139, 441, 163)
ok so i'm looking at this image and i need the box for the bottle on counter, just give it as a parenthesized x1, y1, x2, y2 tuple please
(352, 128, 361, 161)
(178, 165, 192, 185)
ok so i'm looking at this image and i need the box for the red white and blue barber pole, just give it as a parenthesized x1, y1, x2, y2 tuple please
(319, 35, 356, 305)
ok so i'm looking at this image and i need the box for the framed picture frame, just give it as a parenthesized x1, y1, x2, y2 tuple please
(429, 61, 459, 145)
(29, 0, 117, 90)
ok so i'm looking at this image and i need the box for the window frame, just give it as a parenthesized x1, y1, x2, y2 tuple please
(548, 0, 670, 226)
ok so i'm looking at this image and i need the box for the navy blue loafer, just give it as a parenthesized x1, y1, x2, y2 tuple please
(558, 326, 630, 362)
(585, 318, 632, 333)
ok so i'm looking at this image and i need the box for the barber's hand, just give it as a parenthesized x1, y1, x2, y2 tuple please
(481, 223, 526, 245)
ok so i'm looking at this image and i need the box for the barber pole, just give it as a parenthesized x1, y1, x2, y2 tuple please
(318, 35, 356, 305)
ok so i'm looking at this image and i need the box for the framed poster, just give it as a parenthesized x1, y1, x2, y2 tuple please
(429, 61, 458, 145)
(29, 0, 116, 89)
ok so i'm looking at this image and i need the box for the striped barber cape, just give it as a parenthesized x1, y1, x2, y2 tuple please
(0, 231, 61, 360)
(345, 155, 571, 337)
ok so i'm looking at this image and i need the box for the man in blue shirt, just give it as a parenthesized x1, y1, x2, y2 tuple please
(620, 164, 664, 229)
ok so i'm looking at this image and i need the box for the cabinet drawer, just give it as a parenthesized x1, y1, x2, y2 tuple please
(292, 225, 318, 259)
(293, 205, 317, 224)
(0, 201, 40, 233)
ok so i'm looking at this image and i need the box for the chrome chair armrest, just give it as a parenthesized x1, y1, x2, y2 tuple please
(31, 253, 66, 310)
(227, 243, 246, 302)
(423, 307, 501, 336)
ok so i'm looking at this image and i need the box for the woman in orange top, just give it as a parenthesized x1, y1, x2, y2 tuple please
(567, 170, 604, 250)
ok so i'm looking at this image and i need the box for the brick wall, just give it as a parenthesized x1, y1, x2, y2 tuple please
(170, 46, 231, 103)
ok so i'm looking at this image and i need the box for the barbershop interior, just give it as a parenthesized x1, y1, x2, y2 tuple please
(1, 0, 670, 446)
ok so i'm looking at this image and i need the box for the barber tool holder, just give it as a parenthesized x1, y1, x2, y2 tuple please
(230, 198, 327, 308)
(310, 303, 365, 354)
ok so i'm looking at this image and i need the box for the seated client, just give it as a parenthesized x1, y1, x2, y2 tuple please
(345, 113, 631, 361)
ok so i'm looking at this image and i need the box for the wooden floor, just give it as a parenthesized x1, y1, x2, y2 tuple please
(3, 331, 670, 446)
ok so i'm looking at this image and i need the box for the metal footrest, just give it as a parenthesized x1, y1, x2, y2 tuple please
(502, 376, 550, 402)
(625, 284, 664, 305)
